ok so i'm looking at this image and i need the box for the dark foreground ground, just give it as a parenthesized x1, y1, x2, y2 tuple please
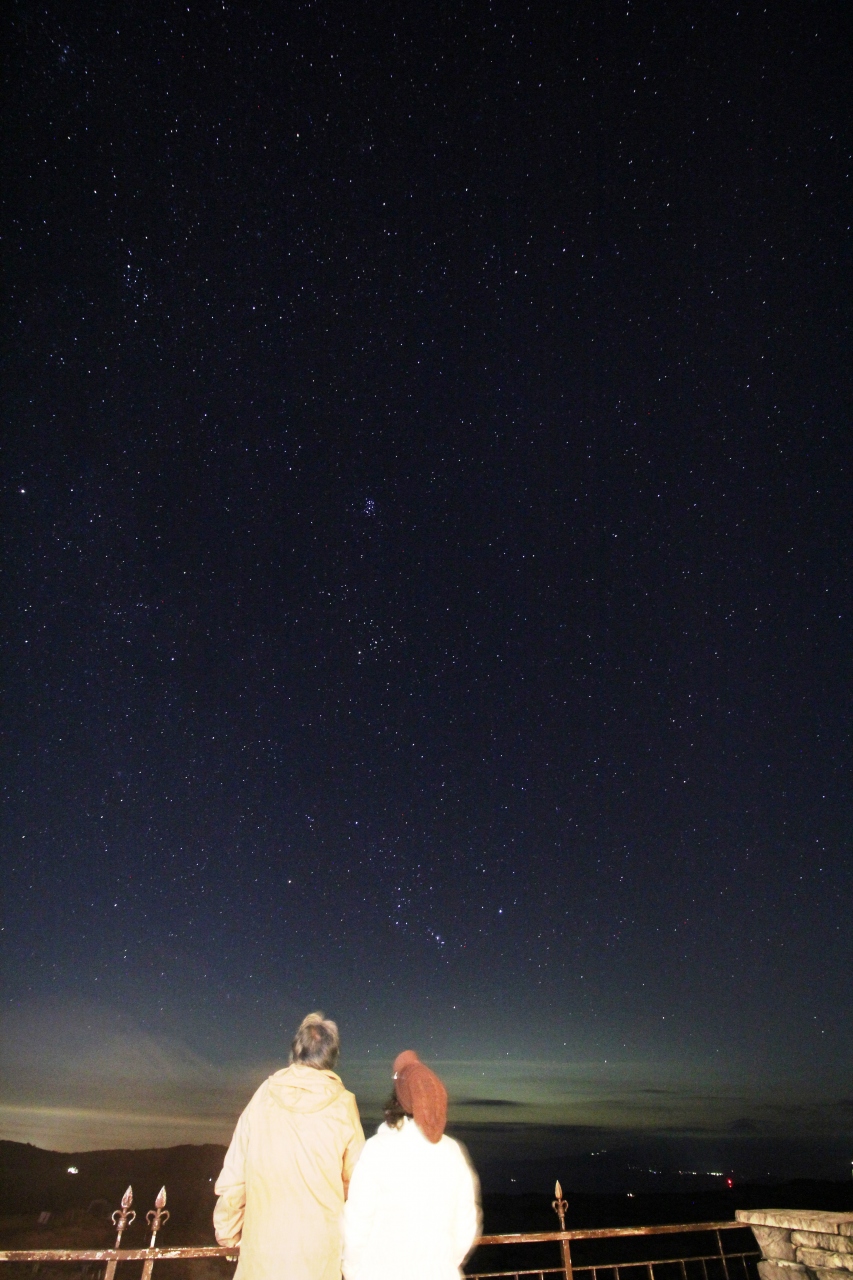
(1, 1139, 851, 1277)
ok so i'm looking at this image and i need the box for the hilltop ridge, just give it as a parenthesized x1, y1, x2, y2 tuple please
(1, 1138, 852, 1250)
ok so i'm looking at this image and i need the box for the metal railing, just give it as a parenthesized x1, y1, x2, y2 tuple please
(0, 1181, 761, 1280)
(0, 1186, 231, 1275)
(467, 1184, 760, 1280)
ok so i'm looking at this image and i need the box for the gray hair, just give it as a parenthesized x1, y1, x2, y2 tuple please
(290, 1011, 340, 1069)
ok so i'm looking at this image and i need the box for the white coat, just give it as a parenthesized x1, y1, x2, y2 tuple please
(214, 1063, 365, 1280)
(342, 1117, 481, 1280)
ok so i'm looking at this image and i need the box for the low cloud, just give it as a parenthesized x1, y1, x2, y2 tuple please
(0, 1000, 259, 1150)
(3, 1004, 851, 1154)
(453, 1099, 526, 1109)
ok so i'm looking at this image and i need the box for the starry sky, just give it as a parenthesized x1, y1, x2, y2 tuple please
(2, 1, 851, 1186)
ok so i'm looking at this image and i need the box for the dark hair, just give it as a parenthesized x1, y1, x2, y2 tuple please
(290, 1012, 340, 1069)
(383, 1088, 410, 1129)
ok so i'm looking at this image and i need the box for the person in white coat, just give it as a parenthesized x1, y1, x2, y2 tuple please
(343, 1050, 481, 1280)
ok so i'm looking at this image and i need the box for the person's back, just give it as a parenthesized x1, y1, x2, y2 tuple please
(344, 1116, 478, 1280)
(343, 1051, 480, 1280)
(215, 1013, 365, 1280)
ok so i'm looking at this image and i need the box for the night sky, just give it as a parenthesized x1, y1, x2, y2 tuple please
(2, 2, 851, 1186)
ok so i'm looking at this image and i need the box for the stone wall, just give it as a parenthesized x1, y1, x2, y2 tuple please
(737, 1210, 853, 1280)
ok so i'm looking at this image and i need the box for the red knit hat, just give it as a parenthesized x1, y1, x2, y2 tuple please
(393, 1050, 448, 1143)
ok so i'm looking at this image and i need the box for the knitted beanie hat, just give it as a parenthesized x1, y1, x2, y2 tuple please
(392, 1050, 448, 1143)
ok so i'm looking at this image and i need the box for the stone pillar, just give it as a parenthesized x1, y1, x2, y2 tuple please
(737, 1210, 853, 1280)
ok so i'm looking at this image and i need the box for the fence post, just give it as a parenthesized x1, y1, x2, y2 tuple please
(552, 1182, 574, 1280)
(715, 1230, 731, 1280)
(104, 1187, 135, 1280)
(140, 1188, 169, 1280)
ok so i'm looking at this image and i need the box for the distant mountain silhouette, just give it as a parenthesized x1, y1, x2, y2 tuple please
(1, 1139, 851, 1262)
(0, 1140, 226, 1245)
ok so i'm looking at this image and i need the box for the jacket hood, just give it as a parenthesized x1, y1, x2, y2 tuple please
(265, 1062, 346, 1113)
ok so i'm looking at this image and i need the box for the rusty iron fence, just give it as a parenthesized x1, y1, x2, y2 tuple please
(0, 1181, 761, 1280)
(0, 1186, 230, 1277)
(466, 1181, 760, 1280)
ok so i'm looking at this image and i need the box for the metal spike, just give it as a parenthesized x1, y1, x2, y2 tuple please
(155, 1186, 167, 1208)
(552, 1180, 569, 1233)
(551, 1181, 572, 1280)
(107, 1187, 136, 1280)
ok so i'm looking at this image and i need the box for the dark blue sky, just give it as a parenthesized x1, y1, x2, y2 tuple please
(2, 0, 851, 1181)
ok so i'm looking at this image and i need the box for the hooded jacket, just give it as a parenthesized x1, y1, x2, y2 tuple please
(342, 1117, 481, 1280)
(214, 1063, 365, 1280)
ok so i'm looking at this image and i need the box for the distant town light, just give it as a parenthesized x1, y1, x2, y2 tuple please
(67, 1166, 78, 1174)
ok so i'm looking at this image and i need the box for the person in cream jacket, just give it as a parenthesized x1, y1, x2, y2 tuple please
(214, 1013, 364, 1280)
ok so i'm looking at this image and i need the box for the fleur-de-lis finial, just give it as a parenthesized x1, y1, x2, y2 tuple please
(112, 1187, 136, 1235)
(552, 1182, 573, 1280)
(146, 1186, 170, 1241)
(107, 1187, 137, 1280)
(141, 1186, 170, 1280)
(552, 1180, 568, 1231)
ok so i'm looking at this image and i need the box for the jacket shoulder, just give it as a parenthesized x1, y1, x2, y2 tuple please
(244, 1075, 274, 1112)
(352, 1126, 389, 1166)
(340, 1088, 364, 1127)
(438, 1134, 474, 1169)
